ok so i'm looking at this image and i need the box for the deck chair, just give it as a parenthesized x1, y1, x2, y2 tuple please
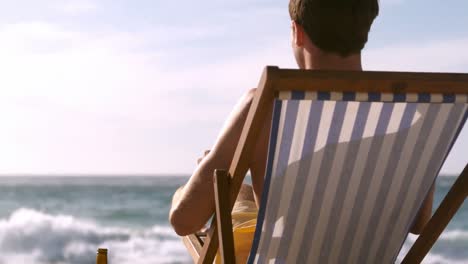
(182, 66, 468, 264)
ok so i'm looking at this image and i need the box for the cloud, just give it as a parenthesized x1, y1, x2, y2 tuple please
(0, 23, 175, 174)
(56, 0, 98, 15)
(0, 22, 75, 51)
(380, 0, 406, 6)
(0, 21, 293, 174)
(0, 19, 466, 174)
(364, 38, 468, 72)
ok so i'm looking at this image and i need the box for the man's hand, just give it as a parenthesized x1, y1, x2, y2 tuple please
(197, 150, 210, 165)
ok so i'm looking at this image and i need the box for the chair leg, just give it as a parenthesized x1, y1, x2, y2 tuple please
(214, 169, 236, 264)
(402, 164, 468, 264)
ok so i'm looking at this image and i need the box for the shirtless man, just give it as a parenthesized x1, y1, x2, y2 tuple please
(170, 0, 433, 240)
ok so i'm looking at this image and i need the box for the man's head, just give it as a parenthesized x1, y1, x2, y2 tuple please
(289, 0, 379, 67)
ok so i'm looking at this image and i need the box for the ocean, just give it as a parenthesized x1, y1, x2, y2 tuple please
(0, 175, 465, 264)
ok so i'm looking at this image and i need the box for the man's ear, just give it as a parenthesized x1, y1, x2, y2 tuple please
(292, 21, 304, 47)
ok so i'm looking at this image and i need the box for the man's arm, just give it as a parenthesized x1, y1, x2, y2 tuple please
(169, 89, 256, 236)
(410, 183, 435, 234)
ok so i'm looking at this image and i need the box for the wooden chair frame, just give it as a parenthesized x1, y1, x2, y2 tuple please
(182, 66, 468, 264)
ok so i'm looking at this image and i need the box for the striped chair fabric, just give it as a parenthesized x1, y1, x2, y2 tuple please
(248, 91, 468, 264)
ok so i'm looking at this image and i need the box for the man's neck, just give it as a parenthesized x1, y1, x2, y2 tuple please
(303, 50, 362, 71)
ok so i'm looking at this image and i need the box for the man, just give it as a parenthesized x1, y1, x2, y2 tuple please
(170, 0, 433, 258)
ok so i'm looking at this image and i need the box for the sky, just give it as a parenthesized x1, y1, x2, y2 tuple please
(0, 0, 467, 175)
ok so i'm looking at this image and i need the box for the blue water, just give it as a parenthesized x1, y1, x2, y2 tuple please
(0, 175, 465, 264)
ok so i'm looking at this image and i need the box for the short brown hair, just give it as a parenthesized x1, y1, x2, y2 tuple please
(289, 0, 379, 57)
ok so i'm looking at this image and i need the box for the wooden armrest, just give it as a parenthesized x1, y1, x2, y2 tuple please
(181, 169, 236, 264)
(214, 169, 236, 264)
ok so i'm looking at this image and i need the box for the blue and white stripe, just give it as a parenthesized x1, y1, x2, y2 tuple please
(248, 91, 468, 264)
(279, 91, 468, 103)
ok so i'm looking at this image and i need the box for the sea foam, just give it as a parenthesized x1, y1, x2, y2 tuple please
(0, 208, 466, 264)
(398, 243, 468, 264)
(0, 208, 191, 264)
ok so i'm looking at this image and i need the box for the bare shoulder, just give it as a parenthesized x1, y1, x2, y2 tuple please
(230, 88, 257, 125)
(246, 87, 257, 97)
(238, 88, 257, 108)
(213, 88, 256, 140)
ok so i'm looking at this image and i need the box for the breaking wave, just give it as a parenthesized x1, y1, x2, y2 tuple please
(0, 208, 190, 264)
(0, 208, 466, 264)
(399, 230, 468, 264)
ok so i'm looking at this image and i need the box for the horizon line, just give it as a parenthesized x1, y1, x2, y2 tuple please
(0, 173, 191, 177)
(0, 173, 460, 177)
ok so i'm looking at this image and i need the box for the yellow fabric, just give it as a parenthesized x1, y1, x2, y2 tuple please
(215, 200, 258, 264)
